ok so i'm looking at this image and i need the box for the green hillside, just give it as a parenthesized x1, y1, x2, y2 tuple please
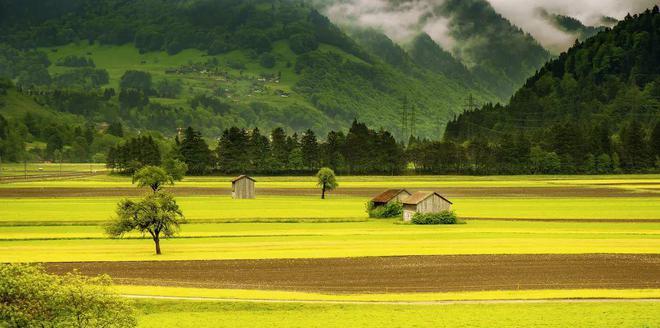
(444, 7, 660, 174)
(0, 0, 497, 141)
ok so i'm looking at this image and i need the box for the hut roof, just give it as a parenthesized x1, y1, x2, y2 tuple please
(231, 175, 256, 183)
(402, 191, 453, 205)
(371, 189, 410, 203)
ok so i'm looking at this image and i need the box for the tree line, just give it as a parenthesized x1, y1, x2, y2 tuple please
(107, 120, 406, 175)
(443, 7, 660, 174)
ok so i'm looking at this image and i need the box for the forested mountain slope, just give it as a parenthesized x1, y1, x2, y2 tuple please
(0, 0, 496, 143)
(444, 7, 660, 173)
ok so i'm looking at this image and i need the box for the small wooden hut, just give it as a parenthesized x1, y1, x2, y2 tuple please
(231, 175, 255, 199)
(370, 189, 412, 207)
(402, 191, 452, 221)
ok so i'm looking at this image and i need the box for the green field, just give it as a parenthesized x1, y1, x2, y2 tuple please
(1, 173, 658, 326)
(2, 220, 658, 262)
(2, 195, 659, 225)
(133, 299, 660, 328)
(2, 173, 659, 190)
(118, 285, 660, 302)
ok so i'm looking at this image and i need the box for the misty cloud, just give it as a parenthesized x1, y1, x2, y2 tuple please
(321, 0, 657, 54)
(486, 0, 658, 52)
(323, 0, 456, 48)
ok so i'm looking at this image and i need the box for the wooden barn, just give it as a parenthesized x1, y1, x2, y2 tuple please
(370, 189, 412, 207)
(231, 175, 255, 199)
(402, 191, 452, 221)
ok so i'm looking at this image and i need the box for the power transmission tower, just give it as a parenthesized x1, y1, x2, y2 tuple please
(401, 97, 408, 142)
(410, 104, 416, 139)
(463, 94, 479, 140)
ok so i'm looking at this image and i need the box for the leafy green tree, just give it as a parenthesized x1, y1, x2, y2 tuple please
(132, 166, 174, 192)
(155, 79, 183, 98)
(0, 263, 136, 328)
(162, 157, 188, 181)
(106, 192, 185, 255)
(258, 52, 276, 68)
(652, 122, 660, 163)
(620, 120, 652, 171)
(316, 167, 337, 199)
(119, 70, 152, 93)
(289, 33, 319, 54)
(107, 121, 124, 137)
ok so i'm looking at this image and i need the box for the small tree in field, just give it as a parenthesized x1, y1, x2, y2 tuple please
(106, 192, 185, 255)
(316, 167, 337, 199)
(132, 165, 174, 192)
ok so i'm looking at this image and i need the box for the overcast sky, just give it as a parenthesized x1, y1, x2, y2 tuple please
(323, 0, 658, 53)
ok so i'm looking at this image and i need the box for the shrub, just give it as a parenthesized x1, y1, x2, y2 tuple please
(411, 211, 458, 225)
(259, 52, 276, 68)
(0, 263, 137, 327)
(366, 201, 403, 218)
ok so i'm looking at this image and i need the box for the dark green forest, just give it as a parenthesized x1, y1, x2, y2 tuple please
(0, 0, 496, 145)
(444, 7, 660, 174)
(107, 121, 405, 175)
(0, 1, 658, 175)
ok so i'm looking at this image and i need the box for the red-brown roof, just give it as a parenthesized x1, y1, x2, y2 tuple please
(402, 191, 452, 205)
(371, 189, 411, 203)
(231, 175, 256, 183)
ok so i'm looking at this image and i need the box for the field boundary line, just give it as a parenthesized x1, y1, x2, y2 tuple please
(121, 294, 660, 305)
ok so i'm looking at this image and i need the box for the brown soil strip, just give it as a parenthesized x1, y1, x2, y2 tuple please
(45, 254, 660, 293)
(1, 186, 657, 198)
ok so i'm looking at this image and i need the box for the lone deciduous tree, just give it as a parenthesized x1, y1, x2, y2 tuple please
(132, 165, 174, 192)
(316, 167, 337, 199)
(106, 192, 185, 255)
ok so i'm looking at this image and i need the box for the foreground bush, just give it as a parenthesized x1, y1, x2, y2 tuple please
(411, 211, 458, 225)
(366, 201, 403, 218)
(0, 263, 136, 328)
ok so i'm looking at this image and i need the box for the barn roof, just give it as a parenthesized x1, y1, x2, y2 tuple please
(402, 191, 453, 205)
(371, 189, 411, 203)
(231, 175, 256, 183)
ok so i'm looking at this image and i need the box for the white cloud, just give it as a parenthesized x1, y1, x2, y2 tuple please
(322, 0, 657, 54)
(486, 0, 657, 52)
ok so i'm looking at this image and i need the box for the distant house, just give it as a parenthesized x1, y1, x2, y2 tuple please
(232, 175, 255, 199)
(402, 191, 452, 221)
(370, 189, 412, 207)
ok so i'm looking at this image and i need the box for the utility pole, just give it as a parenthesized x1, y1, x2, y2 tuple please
(401, 97, 408, 143)
(410, 104, 416, 140)
(24, 159, 27, 180)
(464, 94, 478, 140)
(0, 155, 2, 181)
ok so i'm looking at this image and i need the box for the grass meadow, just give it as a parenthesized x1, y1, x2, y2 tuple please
(2, 196, 659, 225)
(1, 173, 659, 326)
(2, 220, 658, 262)
(133, 299, 660, 328)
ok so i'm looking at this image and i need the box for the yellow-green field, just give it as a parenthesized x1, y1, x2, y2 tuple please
(1, 196, 659, 225)
(2, 220, 659, 262)
(2, 173, 659, 190)
(133, 299, 659, 328)
(2, 173, 659, 327)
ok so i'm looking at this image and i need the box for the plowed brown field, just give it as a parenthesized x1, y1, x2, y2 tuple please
(45, 254, 660, 293)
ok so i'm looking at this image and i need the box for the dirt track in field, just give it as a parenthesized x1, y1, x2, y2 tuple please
(1, 186, 657, 198)
(45, 254, 660, 293)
